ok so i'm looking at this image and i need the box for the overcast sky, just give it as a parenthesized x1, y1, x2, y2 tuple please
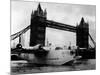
(11, 0, 96, 47)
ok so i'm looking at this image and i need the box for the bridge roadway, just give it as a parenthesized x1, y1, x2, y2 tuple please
(45, 20, 76, 32)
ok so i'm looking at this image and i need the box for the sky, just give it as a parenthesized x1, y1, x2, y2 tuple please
(11, 0, 96, 47)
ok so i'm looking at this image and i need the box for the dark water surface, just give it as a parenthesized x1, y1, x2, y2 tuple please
(11, 59, 96, 74)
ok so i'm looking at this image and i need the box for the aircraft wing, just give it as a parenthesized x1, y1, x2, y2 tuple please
(11, 44, 49, 54)
(11, 44, 41, 54)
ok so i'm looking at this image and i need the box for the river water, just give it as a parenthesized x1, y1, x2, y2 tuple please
(11, 59, 96, 74)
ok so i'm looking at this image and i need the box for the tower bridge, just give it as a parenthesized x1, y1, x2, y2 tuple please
(11, 3, 95, 49)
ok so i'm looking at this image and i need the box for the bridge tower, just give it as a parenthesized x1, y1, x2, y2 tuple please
(76, 17, 89, 49)
(30, 3, 47, 46)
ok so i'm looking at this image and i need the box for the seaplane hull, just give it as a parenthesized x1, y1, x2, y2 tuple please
(19, 49, 75, 65)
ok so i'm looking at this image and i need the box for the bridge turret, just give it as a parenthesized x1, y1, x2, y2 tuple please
(80, 17, 85, 25)
(43, 9, 47, 18)
(31, 3, 46, 19)
(37, 3, 42, 12)
(76, 17, 89, 49)
(37, 3, 44, 16)
(30, 3, 47, 46)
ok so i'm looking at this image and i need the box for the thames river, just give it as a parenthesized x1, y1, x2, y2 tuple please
(11, 59, 96, 74)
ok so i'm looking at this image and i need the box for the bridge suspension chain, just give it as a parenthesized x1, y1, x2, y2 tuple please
(11, 25, 30, 40)
(89, 33, 96, 48)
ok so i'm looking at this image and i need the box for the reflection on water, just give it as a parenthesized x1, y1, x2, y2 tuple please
(11, 59, 96, 74)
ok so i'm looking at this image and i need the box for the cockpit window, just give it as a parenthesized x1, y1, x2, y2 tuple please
(55, 47, 63, 50)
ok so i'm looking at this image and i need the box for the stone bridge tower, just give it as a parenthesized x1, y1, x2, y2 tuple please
(30, 3, 47, 46)
(76, 17, 89, 49)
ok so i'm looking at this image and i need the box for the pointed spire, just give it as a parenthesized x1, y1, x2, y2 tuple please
(80, 17, 85, 24)
(44, 9, 47, 17)
(37, 3, 42, 12)
(44, 9, 47, 14)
